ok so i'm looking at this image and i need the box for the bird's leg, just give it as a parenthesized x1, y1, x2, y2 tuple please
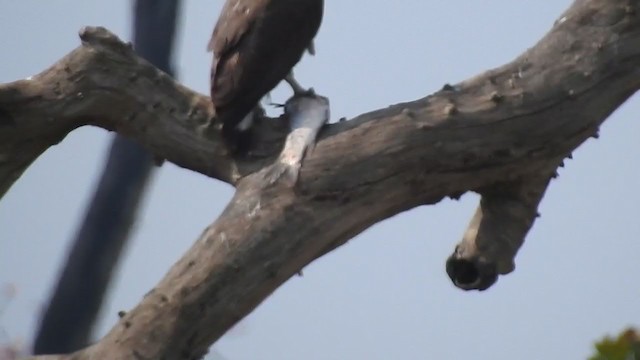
(285, 72, 314, 96)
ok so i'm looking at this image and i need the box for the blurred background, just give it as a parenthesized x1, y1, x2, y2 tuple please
(0, 1, 638, 359)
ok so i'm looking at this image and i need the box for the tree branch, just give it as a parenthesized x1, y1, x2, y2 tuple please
(446, 172, 555, 290)
(0, 27, 233, 197)
(6, 0, 640, 358)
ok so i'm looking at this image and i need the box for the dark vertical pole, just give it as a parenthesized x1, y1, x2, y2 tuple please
(33, 1, 181, 354)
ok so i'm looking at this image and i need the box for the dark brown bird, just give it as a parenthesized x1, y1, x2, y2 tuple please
(208, 0, 324, 154)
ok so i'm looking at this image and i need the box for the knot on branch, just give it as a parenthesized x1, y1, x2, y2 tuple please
(79, 26, 133, 53)
(446, 175, 553, 291)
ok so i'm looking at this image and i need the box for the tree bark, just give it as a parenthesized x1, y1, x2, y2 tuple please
(0, 0, 637, 358)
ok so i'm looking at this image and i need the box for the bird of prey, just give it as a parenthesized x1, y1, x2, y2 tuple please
(208, 0, 324, 154)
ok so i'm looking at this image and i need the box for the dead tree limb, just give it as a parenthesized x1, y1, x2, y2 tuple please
(2, 0, 639, 358)
(446, 172, 555, 290)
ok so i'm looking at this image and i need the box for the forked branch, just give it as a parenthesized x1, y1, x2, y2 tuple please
(4, 0, 639, 358)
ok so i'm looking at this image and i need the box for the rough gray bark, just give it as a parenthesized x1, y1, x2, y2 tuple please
(32, 1, 181, 354)
(0, 0, 637, 358)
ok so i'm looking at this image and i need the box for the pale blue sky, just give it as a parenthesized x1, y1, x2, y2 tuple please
(1, 1, 639, 359)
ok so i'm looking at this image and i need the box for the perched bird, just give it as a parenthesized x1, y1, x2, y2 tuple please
(208, 0, 324, 154)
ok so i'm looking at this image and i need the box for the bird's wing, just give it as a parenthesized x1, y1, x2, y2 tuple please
(208, 0, 268, 106)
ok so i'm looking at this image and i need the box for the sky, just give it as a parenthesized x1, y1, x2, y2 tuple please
(1, 1, 639, 359)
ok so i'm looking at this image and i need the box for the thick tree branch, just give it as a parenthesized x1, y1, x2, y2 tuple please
(0, 27, 233, 197)
(6, 0, 640, 358)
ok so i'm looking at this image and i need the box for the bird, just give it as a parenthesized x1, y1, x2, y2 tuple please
(208, 0, 324, 155)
